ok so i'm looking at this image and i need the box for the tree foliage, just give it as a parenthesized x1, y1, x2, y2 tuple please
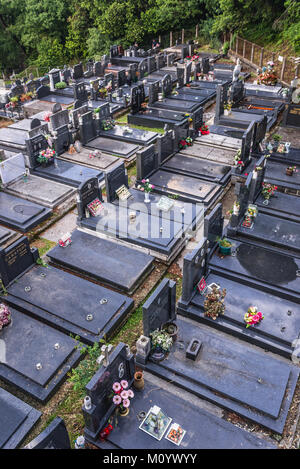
(0, 0, 298, 74)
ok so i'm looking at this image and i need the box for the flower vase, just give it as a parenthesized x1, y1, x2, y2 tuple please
(118, 407, 130, 417)
(144, 192, 150, 203)
(224, 109, 230, 116)
(150, 346, 166, 363)
(133, 371, 144, 391)
(219, 243, 232, 255)
(233, 206, 239, 216)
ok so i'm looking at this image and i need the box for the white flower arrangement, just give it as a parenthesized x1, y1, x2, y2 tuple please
(150, 329, 173, 352)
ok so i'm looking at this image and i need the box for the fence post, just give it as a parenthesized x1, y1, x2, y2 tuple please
(259, 47, 264, 67)
(243, 40, 246, 58)
(250, 43, 254, 63)
(182, 29, 184, 43)
(280, 57, 286, 82)
(230, 32, 233, 49)
(295, 64, 300, 78)
(236, 36, 239, 54)
(195, 24, 199, 38)
(170, 31, 173, 47)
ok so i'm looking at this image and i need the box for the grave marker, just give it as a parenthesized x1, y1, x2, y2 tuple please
(105, 162, 129, 203)
(143, 278, 176, 337)
(24, 417, 70, 449)
(203, 203, 224, 249)
(136, 144, 158, 180)
(77, 177, 102, 221)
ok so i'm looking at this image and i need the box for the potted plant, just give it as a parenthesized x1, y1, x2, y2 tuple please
(223, 101, 232, 115)
(204, 285, 226, 320)
(149, 328, 173, 362)
(55, 81, 67, 89)
(216, 236, 233, 255)
(111, 380, 134, 417)
(286, 165, 298, 176)
(137, 179, 154, 203)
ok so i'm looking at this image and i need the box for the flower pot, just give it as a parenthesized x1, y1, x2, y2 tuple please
(233, 206, 239, 216)
(118, 407, 130, 417)
(144, 192, 151, 203)
(224, 109, 230, 116)
(286, 169, 293, 176)
(219, 243, 232, 255)
(150, 346, 166, 363)
(133, 371, 144, 391)
(163, 322, 178, 342)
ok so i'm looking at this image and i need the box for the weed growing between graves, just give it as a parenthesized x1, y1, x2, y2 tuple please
(30, 237, 56, 256)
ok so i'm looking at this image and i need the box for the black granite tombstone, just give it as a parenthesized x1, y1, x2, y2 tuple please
(282, 103, 300, 129)
(79, 111, 97, 144)
(143, 278, 176, 337)
(24, 417, 70, 449)
(136, 144, 158, 181)
(77, 177, 102, 221)
(73, 82, 88, 104)
(215, 82, 231, 124)
(83, 343, 134, 444)
(148, 81, 160, 106)
(73, 63, 84, 80)
(176, 67, 185, 88)
(181, 237, 209, 304)
(161, 74, 172, 97)
(202, 57, 210, 75)
(203, 203, 224, 249)
(105, 162, 129, 203)
(157, 130, 174, 165)
(25, 133, 49, 168)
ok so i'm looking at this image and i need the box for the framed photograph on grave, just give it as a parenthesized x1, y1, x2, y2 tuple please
(196, 277, 207, 295)
(165, 423, 186, 446)
(115, 185, 131, 201)
(87, 198, 103, 216)
(156, 196, 174, 212)
(139, 406, 172, 441)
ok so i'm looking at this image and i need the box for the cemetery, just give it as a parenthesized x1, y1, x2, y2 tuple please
(0, 5, 299, 451)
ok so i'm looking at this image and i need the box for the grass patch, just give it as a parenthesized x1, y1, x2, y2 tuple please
(31, 237, 56, 257)
(127, 163, 137, 182)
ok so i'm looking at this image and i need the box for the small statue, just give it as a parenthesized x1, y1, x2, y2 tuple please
(232, 58, 241, 82)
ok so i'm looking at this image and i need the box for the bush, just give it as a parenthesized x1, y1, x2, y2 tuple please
(55, 81, 67, 89)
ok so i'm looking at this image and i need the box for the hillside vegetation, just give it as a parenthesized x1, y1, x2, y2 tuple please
(0, 0, 299, 74)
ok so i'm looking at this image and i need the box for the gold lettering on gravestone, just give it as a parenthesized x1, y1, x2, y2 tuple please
(4, 243, 28, 266)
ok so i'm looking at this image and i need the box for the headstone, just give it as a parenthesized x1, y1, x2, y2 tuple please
(156, 54, 165, 70)
(52, 103, 62, 114)
(73, 82, 88, 104)
(0, 153, 27, 185)
(83, 343, 134, 441)
(228, 173, 253, 233)
(104, 73, 115, 90)
(9, 82, 25, 98)
(184, 62, 192, 85)
(148, 81, 160, 105)
(105, 162, 129, 203)
(252, 115, 267, 151)
(26, 79, 41, 93)
(176, 67, 185, 88)
(109, 45, 119, 58)
(24, 417, 70, 449)
(128, 63, 138, 83)
(240, 121, 255, 165)
(136, 144, 158, 180)
(50, 109, 69, 131)
(143, 278, 176, 338)
(48, 69, 61, 92)
(147, 56, 156, 74)
(203, 203, 224, 249)
(194, 62, 201, 81)
(157, 130, 174, 165)
(248, 156, 267, 203)
(192, 107, 204, 131)
(130, 84, 145, 114)
(215, 82, 230, 123)
(52, 124, 71, 155)
(181, 237, 209, 303)
(77, 177, 102, 221)
(73, 63, 84, 80)
(202, 58, 210, 75)
(166, 53, 175, 67)
(94, 61, 103, 77)
(25, 134, 49, 169)
(231, 80, 245, 104)
(70, 104, 89, 129)
(116, 69, 126, 87)
(36, 85, 50, 99)
(0, 236, 38, 287)
(79, 111, 97, 144)
(282, 104, 300, 128)
(162, 74, 172, 97)
(138, 59, 147, 79)
(60, 66, 72, 84)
